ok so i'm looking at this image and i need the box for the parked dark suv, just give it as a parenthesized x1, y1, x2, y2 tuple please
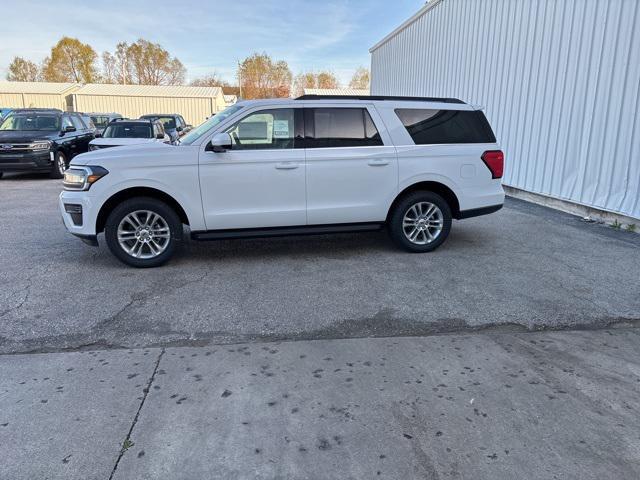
(0, 110, 95, 179)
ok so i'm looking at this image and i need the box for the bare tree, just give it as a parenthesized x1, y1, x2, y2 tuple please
(101, 42, 133, 84)
(349, 67, 370, 90)
(292, 70, 339, 97)
(190, 73, 230, 88)
(7, 57, 39, 81)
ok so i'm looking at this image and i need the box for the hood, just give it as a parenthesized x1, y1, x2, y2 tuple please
(90, 138, 159, 147)
(0, 130, 56, 143)
(70, 141, 173, 166)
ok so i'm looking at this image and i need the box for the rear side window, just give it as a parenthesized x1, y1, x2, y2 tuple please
(305, 108, 383, 148)
(395, 109, 496, 144)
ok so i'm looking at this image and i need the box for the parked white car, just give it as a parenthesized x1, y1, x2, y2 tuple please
(88, 119, 170, 151)
(60, 95, 504, 267)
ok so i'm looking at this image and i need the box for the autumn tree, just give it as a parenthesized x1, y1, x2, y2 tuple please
(41, 37, 98, 83)
(6, 57, 39, 81)
(125, 39, 185, 85)
(349, 67, 370, 90)
(292, 70, 339, 97)
(237, 53, 292, 99)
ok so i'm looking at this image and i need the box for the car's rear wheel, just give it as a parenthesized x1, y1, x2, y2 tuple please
(49, 151, 67, 179)
(104, 197, 182, 268)
(388, 191, 452, 252)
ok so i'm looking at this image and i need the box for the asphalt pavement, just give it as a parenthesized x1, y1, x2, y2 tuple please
(1, 173, 639, 354)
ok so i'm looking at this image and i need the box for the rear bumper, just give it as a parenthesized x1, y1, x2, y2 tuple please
(458, 204, 503, 219)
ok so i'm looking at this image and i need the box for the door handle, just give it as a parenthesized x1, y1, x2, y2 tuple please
(368, 159, 390, 166)
(275, 162, 299, 170)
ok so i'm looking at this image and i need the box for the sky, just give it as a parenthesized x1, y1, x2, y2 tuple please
(0, 0, 423, 85)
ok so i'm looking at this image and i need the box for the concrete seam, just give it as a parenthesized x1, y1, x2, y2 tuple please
(108, 347, 165, 480)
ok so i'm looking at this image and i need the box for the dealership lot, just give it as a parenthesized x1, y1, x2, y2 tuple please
(1, 174, 638, 355)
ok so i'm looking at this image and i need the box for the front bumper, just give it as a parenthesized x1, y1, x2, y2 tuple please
(59, 190, 100, 239)
(0, 151, 52, 172)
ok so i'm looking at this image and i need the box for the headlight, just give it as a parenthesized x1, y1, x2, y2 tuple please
(29, 141, 51, 151)
(63, 166, 109, 191)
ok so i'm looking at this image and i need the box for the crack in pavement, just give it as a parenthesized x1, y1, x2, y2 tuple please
(108, 348, 165, 480)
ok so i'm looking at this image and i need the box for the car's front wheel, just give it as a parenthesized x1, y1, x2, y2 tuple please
(49, 151, 67, 179)
(104, 197, 182, 268)
(388, 191, 452, 252)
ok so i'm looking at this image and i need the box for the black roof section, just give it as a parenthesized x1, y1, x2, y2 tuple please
(295, 94, 465, 104)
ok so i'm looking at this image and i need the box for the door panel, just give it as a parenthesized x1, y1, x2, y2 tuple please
(306, 146, 397, 224)
(304, 106, 398, 225)
(198, 107, 306, 230)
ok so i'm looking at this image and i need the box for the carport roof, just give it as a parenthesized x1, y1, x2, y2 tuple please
(0, 81, 80, 94)
(73, 83, 223, 98)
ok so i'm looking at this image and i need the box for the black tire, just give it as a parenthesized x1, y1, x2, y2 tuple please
(388, 191, 452, 253)
(49, 151, 67, 179)
(104, 197, 183, 268)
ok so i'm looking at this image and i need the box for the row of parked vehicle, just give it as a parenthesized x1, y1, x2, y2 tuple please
(0, 108, 193, 179)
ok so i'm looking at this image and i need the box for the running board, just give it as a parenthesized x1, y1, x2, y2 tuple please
(191, 222, 384, 241)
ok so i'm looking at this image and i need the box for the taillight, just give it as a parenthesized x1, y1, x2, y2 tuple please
(481, 150, 504, 179)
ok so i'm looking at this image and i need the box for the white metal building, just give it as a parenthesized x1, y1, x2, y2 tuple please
(371, 0, 640, 221)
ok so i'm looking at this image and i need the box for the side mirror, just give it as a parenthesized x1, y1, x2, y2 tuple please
(64, 125, 76, 133)
(156, 133, 165, 140)
(208, 132, 232, 152)
(176, 126, 183, 132)
(94, 132, 102, 138)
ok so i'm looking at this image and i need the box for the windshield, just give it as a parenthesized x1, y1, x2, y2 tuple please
(0, 114, 60, 131)
(179, 105, 244, 145)
(103, 123, 152, 139)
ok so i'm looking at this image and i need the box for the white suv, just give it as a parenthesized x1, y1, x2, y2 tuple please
(60, 95, 504, 267)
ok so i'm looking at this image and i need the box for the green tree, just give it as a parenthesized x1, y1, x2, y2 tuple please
(42, 37, 98, 83)
(237, 53, 292, 99)
(349, 67, 370, 90)
(6, 57, 39, 82)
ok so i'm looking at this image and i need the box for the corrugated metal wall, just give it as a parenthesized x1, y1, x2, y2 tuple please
(371, 0, 640, 219)
(0, 93, 69, 110)
(72, 95, 216, 126)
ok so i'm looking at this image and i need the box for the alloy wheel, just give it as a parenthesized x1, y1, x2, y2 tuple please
(117, 210, 171, 259)
(402, 201, 444, 245)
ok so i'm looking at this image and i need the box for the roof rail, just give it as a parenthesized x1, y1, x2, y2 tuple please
(295, 94, 465, 104)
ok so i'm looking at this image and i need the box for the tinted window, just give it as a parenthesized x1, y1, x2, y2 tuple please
(306, 108, 383, 148)
(91, 116, 109, 129)
(103, 123, 152, 139)
(226, 108, 297, 150)
(395, 109, 496, 144)
(70, 115, 84, 130)
(61, 116, 73, 130)
(81, 115, 96, 130)
(142, 116, 176, 130)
